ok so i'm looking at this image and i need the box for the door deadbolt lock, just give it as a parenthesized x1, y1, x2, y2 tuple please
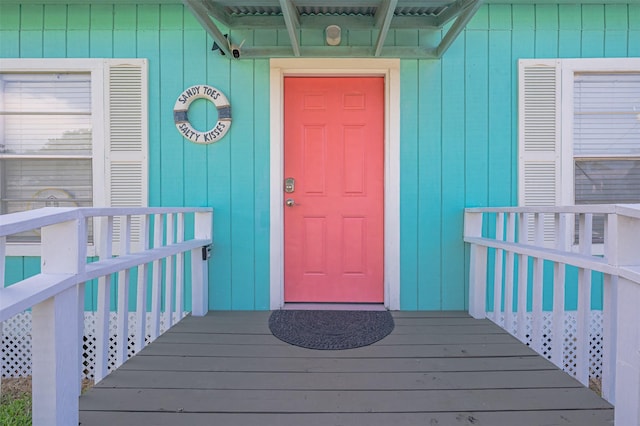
(284, 177, 295, 193)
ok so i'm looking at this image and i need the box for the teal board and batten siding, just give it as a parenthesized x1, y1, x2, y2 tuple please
(0, 4, 639, 311)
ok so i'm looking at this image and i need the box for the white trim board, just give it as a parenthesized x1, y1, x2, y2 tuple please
(269, 58, 401, 311)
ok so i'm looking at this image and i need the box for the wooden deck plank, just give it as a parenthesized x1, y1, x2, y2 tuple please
(138, 341, 537, 358)
(80, 388, 611, 412)
(117, 354, 557, 373)
(168, 310, 502, 330)
(168, 321, 506, 335)
(79, 410, 614, 426)
(79, 311, 614, 425)
(157, 330, 520, 345)
(96, 369, 584, 390)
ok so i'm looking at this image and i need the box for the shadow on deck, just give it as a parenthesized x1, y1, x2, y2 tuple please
(79, 311, 613, 426)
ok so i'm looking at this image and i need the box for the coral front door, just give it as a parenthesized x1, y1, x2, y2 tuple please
(283, 77, 384, 303)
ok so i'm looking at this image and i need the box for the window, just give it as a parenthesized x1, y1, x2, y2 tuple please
(519, 58, 640, 245)
(574, 73, 640, 206)
(0, 73, 93, 242)
(0, 59, 148, 255)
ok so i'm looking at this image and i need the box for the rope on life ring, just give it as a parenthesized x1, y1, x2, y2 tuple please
(173, 85, 231, 144)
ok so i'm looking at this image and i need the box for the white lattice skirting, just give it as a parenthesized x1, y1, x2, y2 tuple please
(488, 311, 604, 380)
(2, 311, 185, 379)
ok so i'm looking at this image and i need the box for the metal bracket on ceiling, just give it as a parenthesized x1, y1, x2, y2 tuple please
(435, 0, 485, 58)
(279, 0, 302, 56)
(183, 0, 233, 58)
(373, 0, 399, 57)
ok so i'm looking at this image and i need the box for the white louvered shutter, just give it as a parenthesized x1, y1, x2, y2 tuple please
(518, 60, 561, 244)
(104, 60, 148, 252)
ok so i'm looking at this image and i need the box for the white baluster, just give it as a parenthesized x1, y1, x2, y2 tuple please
(551, 213, 567, 369)
(504, 212, 516, 333)
(135, 214, 150, 352)
(516, 213, 529, 343)
(601, 212, 617, 403)
(175, 213, 185, 320)
(95, 216, 113, 382)
(532, 213, 544, 353)
(493, 212, 504, 325)
(165, 213, 175, 328)
(576, 213, 592, 386)
(116, 215, 132, 367)
(150, 214, 163, 340)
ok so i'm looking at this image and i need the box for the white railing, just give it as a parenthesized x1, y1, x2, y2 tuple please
(0, 206, 213, 426)
(464, 204, 640, 426)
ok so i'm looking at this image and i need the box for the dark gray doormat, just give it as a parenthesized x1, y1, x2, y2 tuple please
(268, 310, 395, 350)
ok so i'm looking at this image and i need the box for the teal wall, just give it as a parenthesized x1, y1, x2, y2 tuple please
(0, 3, 638, 311)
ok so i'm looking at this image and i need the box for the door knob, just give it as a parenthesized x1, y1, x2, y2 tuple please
(286, 198, 295, 207)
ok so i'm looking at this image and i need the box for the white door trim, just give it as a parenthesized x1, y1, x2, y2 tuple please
(269, 58, 401, 310)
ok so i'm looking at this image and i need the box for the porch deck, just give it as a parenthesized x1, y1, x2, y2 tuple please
(78, 311, 613, 426)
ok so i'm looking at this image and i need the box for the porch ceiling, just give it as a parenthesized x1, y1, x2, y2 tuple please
(183, 0, 484, 59)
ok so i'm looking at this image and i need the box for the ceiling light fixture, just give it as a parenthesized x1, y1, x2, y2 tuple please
(325, 25, 341, 46)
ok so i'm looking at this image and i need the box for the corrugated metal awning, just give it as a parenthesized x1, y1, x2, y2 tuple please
(183, 0, 484, 59)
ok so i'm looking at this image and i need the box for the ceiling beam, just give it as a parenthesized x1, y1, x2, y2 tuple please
(238, 45, 438, 59)
(201, 0, 234, 28)
(184, 0, 232, 57)
(435, 0, 483, 57)
(373, 0, 398, 57)
(279, 0, 301, 56)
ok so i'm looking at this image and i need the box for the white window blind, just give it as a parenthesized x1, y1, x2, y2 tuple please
(574, 72, 640, 206)
(574, 73, 640, 157)
(0, 73, 93, 242)
(1, 74, 91, 154)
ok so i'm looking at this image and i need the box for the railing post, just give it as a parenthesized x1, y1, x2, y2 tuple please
(192, 211, 213, 316)
(32, 217, 85, 426)
(612, 212, 640, 426)
(465, 210, 487, 319)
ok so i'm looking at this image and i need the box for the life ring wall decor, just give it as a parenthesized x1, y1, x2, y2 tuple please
(173, 85, 231, 144)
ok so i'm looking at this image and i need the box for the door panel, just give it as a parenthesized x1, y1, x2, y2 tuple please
(284, 77, 384, 302)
